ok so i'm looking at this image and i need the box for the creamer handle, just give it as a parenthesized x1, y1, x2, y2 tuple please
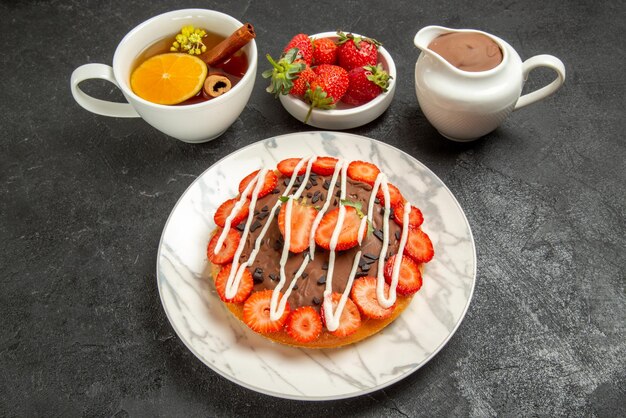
(70, 63, 140, 118)
(514, 55, 566, 110)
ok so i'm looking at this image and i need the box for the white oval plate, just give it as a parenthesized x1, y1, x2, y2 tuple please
(157, 131, 476, 400)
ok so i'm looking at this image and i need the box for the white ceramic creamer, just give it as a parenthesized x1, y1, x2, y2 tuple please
(414, 26, 565, 141)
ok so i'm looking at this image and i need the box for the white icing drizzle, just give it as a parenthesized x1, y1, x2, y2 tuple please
(357, 214, 368, 245)
(372, 174, 392, 306)
(308, 160, 345, 260)
(269, 157, 316, 320)
(321, 161, 363, 332)
(227, 157, 312, 300)
(322, 249, 361, 331)
(242, 156, 312, 268)
(214, 170, 262, 254)
(384, 201, 412, 307)
(224, 168, 269, 299)
(360, 173, 413, 309)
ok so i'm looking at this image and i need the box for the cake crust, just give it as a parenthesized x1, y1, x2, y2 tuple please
(210, 261, 413, 348)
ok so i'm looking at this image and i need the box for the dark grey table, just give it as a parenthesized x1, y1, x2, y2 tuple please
(2, 0, 624, 416)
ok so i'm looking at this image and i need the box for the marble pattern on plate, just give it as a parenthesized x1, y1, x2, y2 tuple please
(157, 131, 476, 400)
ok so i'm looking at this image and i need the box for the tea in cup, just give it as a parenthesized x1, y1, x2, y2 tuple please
(414, 26, 565, 141)
(70, 9, 257, 143)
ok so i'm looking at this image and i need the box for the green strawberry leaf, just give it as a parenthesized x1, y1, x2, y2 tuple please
(303, 86, 335, 124)
(340, 199, 365, 218)
(263, 49, 306, 97)
(335, 30, 381, 48)
(364, 63, 391, 91)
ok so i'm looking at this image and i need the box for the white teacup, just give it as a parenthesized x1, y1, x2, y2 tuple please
(70, 9, 257, 143)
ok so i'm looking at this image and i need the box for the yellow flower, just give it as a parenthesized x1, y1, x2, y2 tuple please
(170, 25, 207, 56)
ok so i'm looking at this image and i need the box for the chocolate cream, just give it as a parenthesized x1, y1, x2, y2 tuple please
(234, 171, 403, 312)
(428, 31, 502, 72)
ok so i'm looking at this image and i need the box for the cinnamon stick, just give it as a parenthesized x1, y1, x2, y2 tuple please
(204, 74, 232, 97)
(203, 23, 255, 66)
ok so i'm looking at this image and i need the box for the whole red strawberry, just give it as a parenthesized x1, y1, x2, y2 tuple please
(304, 64, 349, 123)
(336, 31, 381, 71)
(312, 37, 338, 65)
(284, 33, 313, 65)
(290, 62, 317, 97)
(262, 48, 307, 97)
(342, 63, 391, 106)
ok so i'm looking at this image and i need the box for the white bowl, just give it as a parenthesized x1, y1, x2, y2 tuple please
(278, 32, 396, 130)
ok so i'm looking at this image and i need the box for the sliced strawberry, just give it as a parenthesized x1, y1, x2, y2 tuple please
(320, 292, 361, 337)
(285, 306, 322, 342)
(243, 290, 290, 334)
(214, 198, 250, 228)
(350, 277, 395, 319)
(206, 229, 241, 265)
(214, 263, 253, 303)
(314, 206, 363, 251)
(376, 183, 403, 207)
(404, 228, 434, 263)
(311, 156, 338, 176)
(383, 255, 423, 295)
(277, 158, 306, 177)
(278, 199, 317, 253)
(238, 170, 278, 198)
(392, 202, 424, 228)
(347, 161, 380, 185)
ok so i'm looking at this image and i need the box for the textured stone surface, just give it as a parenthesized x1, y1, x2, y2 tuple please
(1, 0, 624, 416)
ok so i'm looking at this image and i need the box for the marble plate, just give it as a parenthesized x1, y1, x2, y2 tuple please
(157, 131, 476, 400)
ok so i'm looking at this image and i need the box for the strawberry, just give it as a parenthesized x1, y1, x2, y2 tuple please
(311, 156, 339, 175)
(290, 63, 317, 97)
(283, 34, 313, 65)
(376, 183, 403, 207)
(278, 198, 318, 253)
(342, 64, 391, 106)
(347, 160, 380, 185)
(336, 31, 381, 71)
(238, 170, 278, 198)
(312, 37, 338, 65)
(320, 292, 361, 337)
(309, 65, 349, 104)
(214, 198, 250, 228)
(214, 263, 253, 303)
(392, 202, 424, 228)
(285, 306, 322, 342)
(277, 158, 306, 176)
(383, 255, 422, 295)
(350, 276, 395, 319)
(243, 290, 290, 333)
(314, 206, 363, 251)
(262, 48, 307, 97)
(404, 228, 435, 263)
(304, 64, 349, 123)
(206, 228, 241, 265)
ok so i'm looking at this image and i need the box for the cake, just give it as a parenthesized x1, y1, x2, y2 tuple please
(206, 156, 434, 348)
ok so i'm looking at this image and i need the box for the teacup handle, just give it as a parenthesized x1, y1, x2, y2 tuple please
(514, 55, 566, 110)
(70, 63, 140, 118)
